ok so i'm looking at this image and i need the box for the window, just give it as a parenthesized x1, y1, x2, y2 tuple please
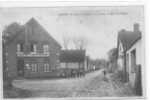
(25, 63, 30, 70)
(31, 63, 37, 72)
(119, 42, 124, 56)
(17, 43, 23, 52)
(43, 45, 49, 54)
(30, 44, 34, 52)
(46, 64, 49, 70)
(44, 63, 49, 72)
(30, 44, 36, 53)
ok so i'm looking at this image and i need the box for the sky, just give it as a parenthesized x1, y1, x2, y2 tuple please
(0, 6, 144, 60)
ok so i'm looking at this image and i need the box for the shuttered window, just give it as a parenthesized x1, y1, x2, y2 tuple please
(43, 45, 49, 54)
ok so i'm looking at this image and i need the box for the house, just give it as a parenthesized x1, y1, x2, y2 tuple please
(117, 23, 142, 91)
(3, 18, 61, 78)
(59, 50, 87, 76)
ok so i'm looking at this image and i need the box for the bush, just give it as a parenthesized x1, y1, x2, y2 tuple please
(3, 77, 13, 89)
(3, 87, 32, 98)
(113, 70, 124, 82)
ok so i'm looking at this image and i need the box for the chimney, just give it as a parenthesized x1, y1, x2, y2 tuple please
(134, 23, 140, 32)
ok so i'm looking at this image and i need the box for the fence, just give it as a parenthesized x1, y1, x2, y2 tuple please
(134, 64, 142, 96)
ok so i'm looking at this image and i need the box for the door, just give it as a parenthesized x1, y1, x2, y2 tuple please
(17, 59, 24, 77)
(135, 64, 142, 96)
(131, 49, 136, 73)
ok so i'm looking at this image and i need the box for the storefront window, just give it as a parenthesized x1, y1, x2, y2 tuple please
(44, 63, 49, 72)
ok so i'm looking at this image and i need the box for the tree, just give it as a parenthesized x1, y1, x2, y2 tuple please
(107, 48, 118, 73)
(62, 36, 70, 49)
(2, 22, 22, 44)
(2, 22, 22, 83)
(108, 48, 118, 63)
(62, 35, 88, 50)
(72, 36, 88, 50)
(93, 59, 108, 69)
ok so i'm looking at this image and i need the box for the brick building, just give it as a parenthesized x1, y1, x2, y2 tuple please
(4, 18, 61, 78)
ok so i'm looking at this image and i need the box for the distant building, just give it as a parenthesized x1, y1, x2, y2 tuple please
(58, 49, 89, 77)
(4, 18, 61, 78)
(59, 50, 87, 70)
(117, 23, 142, 89)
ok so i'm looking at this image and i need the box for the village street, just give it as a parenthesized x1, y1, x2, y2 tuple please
(12, 69, 135, 97)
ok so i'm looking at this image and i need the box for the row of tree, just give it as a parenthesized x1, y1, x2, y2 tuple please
(62, 36, 88, 50)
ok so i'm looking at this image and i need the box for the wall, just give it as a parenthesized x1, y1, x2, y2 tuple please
(17, 32, 60, 78)
(48, 43, 60, 70)
(126, 39, 142, 87)
(6, 37, 60, 78)
(19, 42, 60, 78)
(7, 42, 18, 78)
(117, 41, 125, 71)
(60, 62, 84, 69)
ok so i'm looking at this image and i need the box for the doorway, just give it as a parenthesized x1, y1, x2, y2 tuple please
(17, 59, 24, 77)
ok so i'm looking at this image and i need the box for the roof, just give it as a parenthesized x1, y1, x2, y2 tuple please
(118, 29, 141, 51)
(5, 18, 61, 48)
(24, 18, 61, 47)
(59, 50, 86, 62)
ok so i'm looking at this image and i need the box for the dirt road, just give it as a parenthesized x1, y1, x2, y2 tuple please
(12, 69, 134, 97)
